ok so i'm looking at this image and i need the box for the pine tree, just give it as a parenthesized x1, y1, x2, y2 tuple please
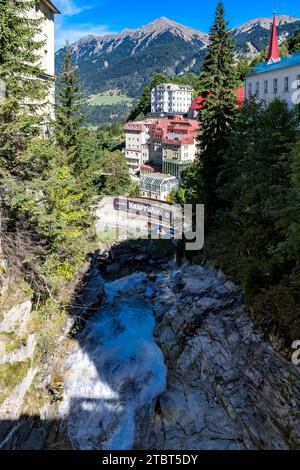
(0, 0, 50, 262)
(100, 150, 131, 195)
(217, 98, 297, 279)
(55, 43, 86, 162)
(288, 29, 300, 53)
(195, 1, 238, 223)
(0, 0, 48, 176)
(275, 136, 300, 266)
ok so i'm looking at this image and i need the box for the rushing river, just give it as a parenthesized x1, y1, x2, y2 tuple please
(58, 254, 300, 451)
(59, 272, 167, 450)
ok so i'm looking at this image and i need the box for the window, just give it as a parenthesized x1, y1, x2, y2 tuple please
(264, 81, 268, 94)
(284, 77, 289, 92)
(255, 82, 260, 95)
(248, 83, 252, 97)
(273, 79, 278, 94)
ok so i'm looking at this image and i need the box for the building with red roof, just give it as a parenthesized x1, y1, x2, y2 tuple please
(188, 88, 245, 119)
(124, 114, 199, 178)
(245, 13, 300, 108)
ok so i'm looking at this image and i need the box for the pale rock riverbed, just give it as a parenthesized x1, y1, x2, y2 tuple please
(58, 249, 300, 450)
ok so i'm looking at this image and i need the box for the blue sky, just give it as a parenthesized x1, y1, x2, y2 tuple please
(54, 0, 300, 50)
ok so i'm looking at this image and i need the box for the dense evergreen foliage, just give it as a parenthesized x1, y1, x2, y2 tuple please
(0, 0, 47, 187)
(203, 99, 300, 344)
(0, 0, 51, 282)
(287, 29, 300, 53)
(55, 44, 86, 162)
(177, 100, 300, 345)
(173, 4, 300, 345)
(184, 2, 238, 223)
(0, 6, 131, 303)
(86, 103, 131, 126)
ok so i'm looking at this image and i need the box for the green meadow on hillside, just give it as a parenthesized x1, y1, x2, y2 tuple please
(88, 94, 134, 106)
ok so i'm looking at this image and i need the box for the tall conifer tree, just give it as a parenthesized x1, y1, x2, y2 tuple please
(196, 1, 238, 223)
(0, 0, 47, 174)
(55, 44, 86, 162)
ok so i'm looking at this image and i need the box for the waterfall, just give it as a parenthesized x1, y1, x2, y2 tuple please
(59, 272, 167, 450)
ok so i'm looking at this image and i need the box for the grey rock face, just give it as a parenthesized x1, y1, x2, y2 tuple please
(135, 264, 300, 450)
(2, 252, 300, 450)
(0, 301, 32, 335)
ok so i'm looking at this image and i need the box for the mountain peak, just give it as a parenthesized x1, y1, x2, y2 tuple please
(233, 14, 299, 34)
(141, 16, 188, 32)
(149, 17, 178, 26)
(138, 16, 209, 42)
(152, 16, 173, 23)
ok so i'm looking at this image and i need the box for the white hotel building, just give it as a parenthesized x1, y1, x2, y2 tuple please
(32, 1, 60, 81)
(151, 83, 193, 115)
(245, 15, 300, 108)
(28, 1, 60, 127)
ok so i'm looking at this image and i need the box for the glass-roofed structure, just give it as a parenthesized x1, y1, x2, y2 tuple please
(140, 173, 179, 201)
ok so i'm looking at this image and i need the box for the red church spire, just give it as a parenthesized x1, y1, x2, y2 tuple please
(266, 13, 281, 63)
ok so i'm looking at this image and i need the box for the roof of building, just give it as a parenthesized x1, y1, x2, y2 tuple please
(141, 173, 179, 183)
(266, 15, 280, 64)
(247, 52, 300, 77)
(140, 174, 179, 193)
(125, 115, 198, 143)
(152, 83, 193, 92)
(163, 135, 195, 145)
(236, 87, 245, 105)
(163, 158, 194, 165)
(42, 0, 60, 14)
(140, 163, 161, 172)
(190, 95, 207, 110)
(190, 88, 245, 110)
(124, 120, 153, 131)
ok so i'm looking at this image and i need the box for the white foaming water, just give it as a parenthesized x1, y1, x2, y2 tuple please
(59, 272, 167, 450)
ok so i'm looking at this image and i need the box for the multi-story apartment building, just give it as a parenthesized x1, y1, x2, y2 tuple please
(124, 121, 153, 173)
(124, 115, 198, 177)
(245, 14, 300, 108)
(151, 83, 193, 115)
(162, 135, 196, 180)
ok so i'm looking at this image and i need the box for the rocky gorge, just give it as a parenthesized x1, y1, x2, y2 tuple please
(0, 240, 300, 449)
